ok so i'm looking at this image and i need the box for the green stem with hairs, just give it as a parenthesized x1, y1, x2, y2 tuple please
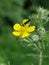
(38, 51, 43, 65)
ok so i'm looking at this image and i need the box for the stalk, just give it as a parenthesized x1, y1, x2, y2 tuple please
(38, 51, 43, 65)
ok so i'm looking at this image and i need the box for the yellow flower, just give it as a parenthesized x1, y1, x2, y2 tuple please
(12, 19, 35, 38)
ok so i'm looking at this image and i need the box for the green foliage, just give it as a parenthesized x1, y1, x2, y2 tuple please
(0, 0, 49, 65)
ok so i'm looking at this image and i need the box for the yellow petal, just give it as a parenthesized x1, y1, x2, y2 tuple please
(22, 19, 29, 24)
(27, 26, 35, 32)
(13, 24, 21, 31)
(24, 23, 30, 28)
(12, 31, 21, 36)
(21, 32, 29, 38)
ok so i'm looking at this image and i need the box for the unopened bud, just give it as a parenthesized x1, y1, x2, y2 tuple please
(32, 35, 39, 42)
(38, 27, 45, 36)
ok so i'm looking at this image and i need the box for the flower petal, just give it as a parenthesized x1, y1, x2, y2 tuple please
(24, 23, 30, 28)
(21, 32, 29, 38)
(27, 26, 35, 32)
(22, 19, 29, 24)
(12, 31, 21, 36)
(13, 24, 21, 31)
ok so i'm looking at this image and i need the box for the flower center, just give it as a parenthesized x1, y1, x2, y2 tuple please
(20, 26, 27, 34)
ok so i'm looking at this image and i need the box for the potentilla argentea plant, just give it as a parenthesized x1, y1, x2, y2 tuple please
(12, 7, 49, 65)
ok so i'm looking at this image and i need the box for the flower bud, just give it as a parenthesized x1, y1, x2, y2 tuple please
(38, 27, 45, 36)
(32, 35, 39, 42)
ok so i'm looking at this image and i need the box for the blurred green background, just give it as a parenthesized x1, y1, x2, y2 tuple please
(0, 0, 49, 65)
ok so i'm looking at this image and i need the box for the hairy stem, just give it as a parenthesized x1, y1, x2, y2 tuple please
(39, 51, 43, 65)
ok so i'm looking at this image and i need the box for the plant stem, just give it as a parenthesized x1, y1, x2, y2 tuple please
(39, 51, 43, 65)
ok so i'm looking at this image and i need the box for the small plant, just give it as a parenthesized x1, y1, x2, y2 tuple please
(12, 7, 49, 65)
